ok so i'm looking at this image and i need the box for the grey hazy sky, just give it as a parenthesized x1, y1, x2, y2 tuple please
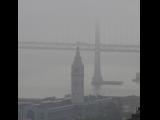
(18, 0, 140, 98)
(18, 0, 140, 44)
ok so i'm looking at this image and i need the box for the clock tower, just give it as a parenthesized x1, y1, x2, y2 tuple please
(71, 46, 84, 104)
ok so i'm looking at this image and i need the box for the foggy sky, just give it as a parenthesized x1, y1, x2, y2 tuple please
(18, 0, 140, 98)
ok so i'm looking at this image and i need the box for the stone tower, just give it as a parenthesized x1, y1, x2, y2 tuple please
(71, 46, 84, 104)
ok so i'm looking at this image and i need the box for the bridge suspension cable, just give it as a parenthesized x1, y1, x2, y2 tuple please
(18, 41, 140, 53)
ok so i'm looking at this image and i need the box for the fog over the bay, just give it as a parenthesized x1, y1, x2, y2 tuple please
(18, 0, 140, 98)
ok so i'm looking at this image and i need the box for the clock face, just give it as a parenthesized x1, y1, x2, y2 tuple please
(72, 65, 84, 75)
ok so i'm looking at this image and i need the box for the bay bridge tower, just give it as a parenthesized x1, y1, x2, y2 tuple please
(71, 46, 84, 104)
(92, 22, 103, 96)
(92, 22, 123, 96)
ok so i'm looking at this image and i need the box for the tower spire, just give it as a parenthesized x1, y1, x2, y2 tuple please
(73, 44, 82, 66)
(76, 44, 80, 56)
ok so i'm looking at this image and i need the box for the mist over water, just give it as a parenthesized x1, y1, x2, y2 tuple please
(18, 50, 139, 98)
(18, 0, 140, 98)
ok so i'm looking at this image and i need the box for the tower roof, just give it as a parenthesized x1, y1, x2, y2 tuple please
(72, 45, 83, 66)
(76, 46, 80, 56)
